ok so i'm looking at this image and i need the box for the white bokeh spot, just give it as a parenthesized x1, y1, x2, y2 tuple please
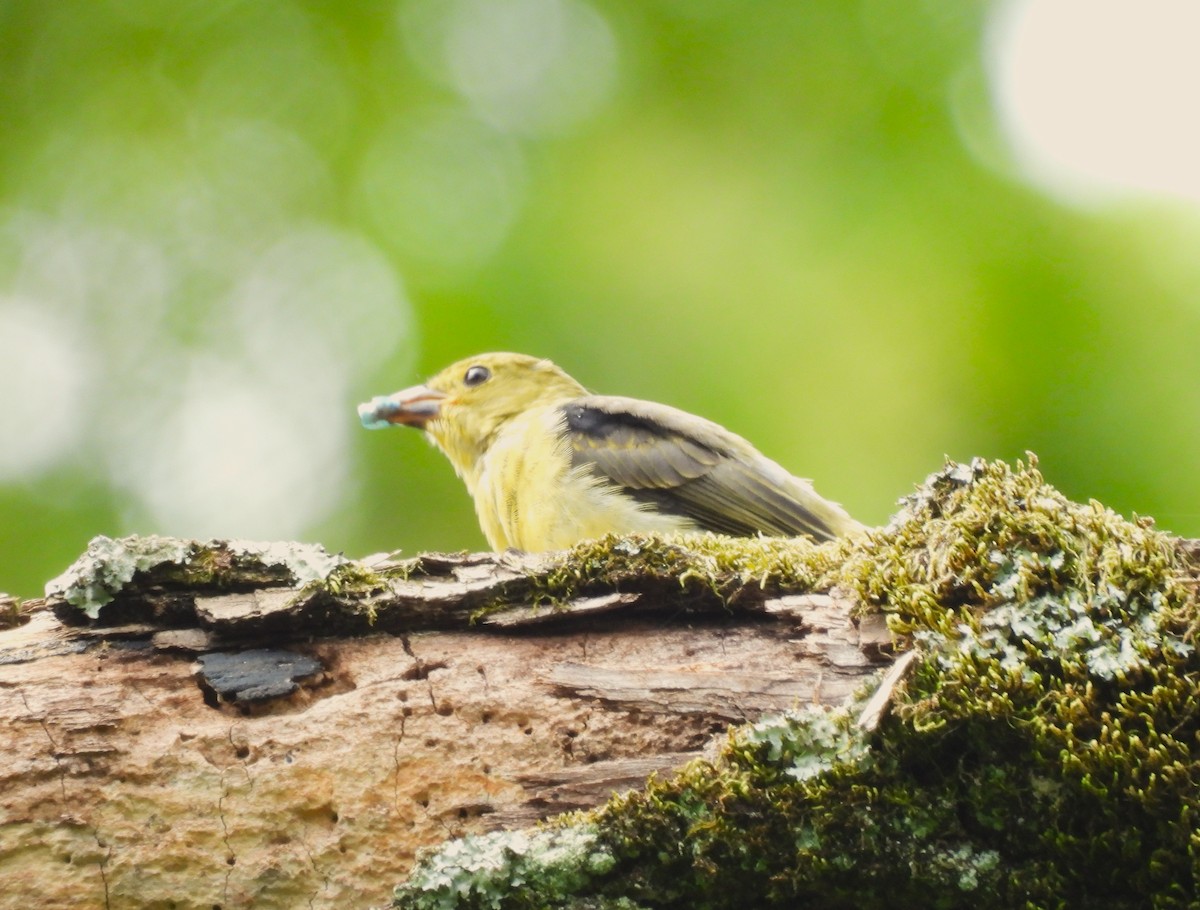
(400, 0, 618, 136)
(0, 299, 91, 481)
(228, 225, 412, 370)
(356, 109, 528, 272)
(120, 358, 349, 540)
(988, 0, 1200, 206)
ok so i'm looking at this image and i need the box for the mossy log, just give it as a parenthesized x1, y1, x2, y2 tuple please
(3, 457, 1198, 910)
(0, 513, 888, 908)
(392, 459, 1200, 910)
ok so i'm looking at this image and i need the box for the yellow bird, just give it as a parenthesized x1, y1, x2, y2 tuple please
(359, 353, 860, 551)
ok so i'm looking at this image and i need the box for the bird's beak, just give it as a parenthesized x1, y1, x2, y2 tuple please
(358, 385, 447, 430)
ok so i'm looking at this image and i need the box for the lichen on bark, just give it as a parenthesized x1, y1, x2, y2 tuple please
(391, 456, 1200, 910)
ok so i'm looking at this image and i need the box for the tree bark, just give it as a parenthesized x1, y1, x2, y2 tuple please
(0, 539, 887, 910)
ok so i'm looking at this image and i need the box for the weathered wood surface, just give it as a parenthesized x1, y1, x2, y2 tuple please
(0, 543, 890, 910)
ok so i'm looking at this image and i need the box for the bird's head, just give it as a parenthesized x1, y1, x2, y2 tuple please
(359, 352, 587, 479)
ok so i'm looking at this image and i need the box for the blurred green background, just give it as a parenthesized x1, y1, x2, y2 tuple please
(2, 0, 1199, 598)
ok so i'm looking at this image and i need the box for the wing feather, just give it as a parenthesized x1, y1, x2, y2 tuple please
(560, 396, 853, 541)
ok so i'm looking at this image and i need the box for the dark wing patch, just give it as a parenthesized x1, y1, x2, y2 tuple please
(561, 396, 842, 540)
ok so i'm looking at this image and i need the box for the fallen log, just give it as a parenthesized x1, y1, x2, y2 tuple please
(8, 456, 1195, 910)
(0, 528, 888, 910)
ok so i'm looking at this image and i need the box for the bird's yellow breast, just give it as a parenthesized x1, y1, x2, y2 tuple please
(463, 405, 691, 551)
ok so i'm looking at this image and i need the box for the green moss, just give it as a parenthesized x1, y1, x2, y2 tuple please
(393, 457, 1200, 909)
(529, 531, 840, 610)
(321, 561, 389, 625)
(0, 594, 25, 629)
(456, 532, 837, 625)
(315, 562, 373, 597)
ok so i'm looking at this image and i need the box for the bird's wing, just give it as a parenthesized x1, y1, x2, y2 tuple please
(559, 395, 848, 541)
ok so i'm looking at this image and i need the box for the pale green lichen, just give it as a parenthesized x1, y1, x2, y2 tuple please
(733, 707, 870, 782)
(45, 534, 196, 619)
(231, 538, 348, 586)
(45, 534, 349, 619)
(392, 826, 622, 910)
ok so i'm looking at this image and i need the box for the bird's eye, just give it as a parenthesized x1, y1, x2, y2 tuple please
(463, 365, 491, 387)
